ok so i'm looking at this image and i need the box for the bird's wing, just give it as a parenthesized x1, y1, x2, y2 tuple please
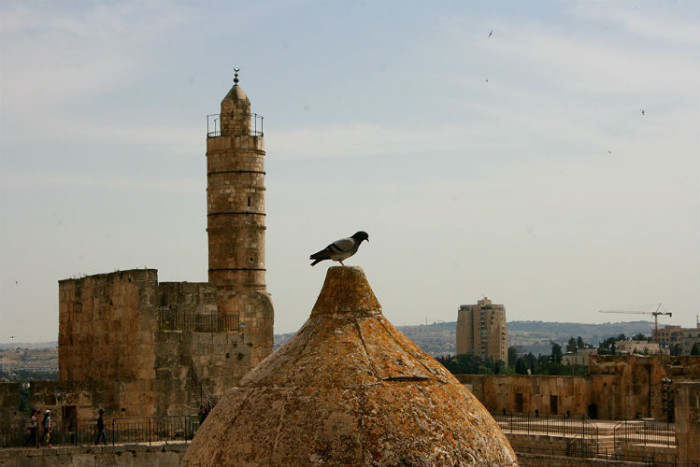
(329, 237, 355, 252)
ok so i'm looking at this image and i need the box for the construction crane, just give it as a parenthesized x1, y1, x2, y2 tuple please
(598, 304, 672, 335)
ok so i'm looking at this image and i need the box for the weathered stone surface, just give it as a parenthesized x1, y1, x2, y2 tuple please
(675, 381, 700, 463)
(0, 444, 187, 467)
(183, 266, 517, 467)
(0, 383, 19, 419)
(459, 355, 700, 420)
(207, 82, 274, 367)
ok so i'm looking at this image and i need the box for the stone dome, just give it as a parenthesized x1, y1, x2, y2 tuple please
(183, 266, 517, 467)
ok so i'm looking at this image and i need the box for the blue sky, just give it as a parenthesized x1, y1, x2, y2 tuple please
(1, 0, 699, 342)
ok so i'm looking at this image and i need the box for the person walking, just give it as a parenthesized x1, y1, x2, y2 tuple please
(28, 410, 38, 448)
(41, 410, 52, 447)
(95, 409, 106, 445)
(198, 406, 208, 425)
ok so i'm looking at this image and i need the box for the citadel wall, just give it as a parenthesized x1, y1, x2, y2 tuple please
(674, 381, 700, 464)
(30, 380, 104, 427)
(54, 269, 262, 422)
(587, 354, 669, 420)
(0, 383, 19, 422)
(458, 355, 700, 421)
(58, 270, 158, 418)
(459, 374, 588, 416)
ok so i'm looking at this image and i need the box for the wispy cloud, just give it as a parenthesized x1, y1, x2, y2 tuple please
(0, 171, 201, 195)
(0, 2, 188, 120)
(573, 2, 700, 45)
(268, 122, 486, 160)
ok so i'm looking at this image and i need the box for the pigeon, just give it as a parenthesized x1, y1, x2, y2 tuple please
(310, 231, 369, 266)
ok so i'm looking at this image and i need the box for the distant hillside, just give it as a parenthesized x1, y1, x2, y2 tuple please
(5, 322, 656, 361)
(275, 320, 655, 357)
(507, 320, 654, 356)
(0, 341, 57, 350)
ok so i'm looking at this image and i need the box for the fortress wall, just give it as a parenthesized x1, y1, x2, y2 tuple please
(58, 270, 158, 418)
(675, 381, 700, 464)
(458, 357, 700, 421)
(155, 282, 254, 414)
(0, 444, 187, 467)
(0, 383, 19, 422)
(457, 374, 588, 416)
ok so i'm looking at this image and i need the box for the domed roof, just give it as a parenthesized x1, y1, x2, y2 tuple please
(183, 267, 516, 467)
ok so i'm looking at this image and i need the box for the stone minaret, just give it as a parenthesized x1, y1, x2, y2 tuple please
(206, 70, 273, 365)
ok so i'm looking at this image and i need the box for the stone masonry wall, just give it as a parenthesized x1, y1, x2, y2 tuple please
(206, 131, 274, 371)
(30, 380, 103, 426)
(154, 331, 252, 416)
(588, 355, 687, 420)
(674, 381, 700, 464)
(459, 356, 700, 421)
(0, 444, 187, 467)
(155, 282, 256, 415)
(58, 270, 158, 418)
(458, 374, 588, 416)
(0, 383, 19, 422)
(56, 269, 270, 420)
(206, 135, 267, 288)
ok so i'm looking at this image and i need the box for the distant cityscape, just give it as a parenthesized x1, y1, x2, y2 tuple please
(273, 319, 658, 356)
(3, 316, 698, 379)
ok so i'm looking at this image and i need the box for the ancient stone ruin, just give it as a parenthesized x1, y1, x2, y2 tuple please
(183, 266, 517, 467)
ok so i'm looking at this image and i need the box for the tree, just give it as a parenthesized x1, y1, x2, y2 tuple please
(483, 356, 496, 375)
(566, 337, 577, 353)
(437, 352, 489, 375)
(551, 342, 563, 364)
(527, 353, 538, 373)
(576, 336, 586, 349)
(671, 344, 683, 356)
(494, 360, 505, 375)
(632, 333, 649, 341)
(515, 358, 529, 375)
(691, 343, 700, 356)
(598, 336, 620, 355)
(507, 346, 518, 367)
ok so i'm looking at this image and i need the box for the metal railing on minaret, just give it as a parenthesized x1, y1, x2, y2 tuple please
(206, 112, 263, 138)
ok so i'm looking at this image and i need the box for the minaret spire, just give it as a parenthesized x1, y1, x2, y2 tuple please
(233, 68, 240, 85)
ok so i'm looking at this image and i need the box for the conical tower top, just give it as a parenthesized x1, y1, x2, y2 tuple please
(222, 68, 250, 106)
(220, 68, 251, 134)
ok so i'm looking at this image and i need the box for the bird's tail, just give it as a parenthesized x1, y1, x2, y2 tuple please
(310, 258, 323, 266)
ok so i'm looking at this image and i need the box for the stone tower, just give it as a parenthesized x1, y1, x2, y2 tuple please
(206, 70, 274, 365)
(183, 267, 516, 467)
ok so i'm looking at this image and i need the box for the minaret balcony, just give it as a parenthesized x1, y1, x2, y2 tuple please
(207, 112, 263, 138)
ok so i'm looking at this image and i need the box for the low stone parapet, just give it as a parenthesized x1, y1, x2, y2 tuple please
(0, 443, 187, 467)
